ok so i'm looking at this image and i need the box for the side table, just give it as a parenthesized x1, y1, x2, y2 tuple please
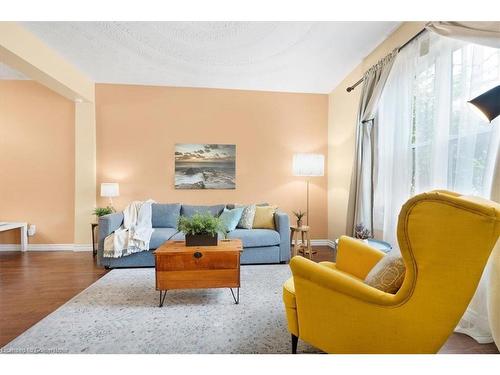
(333, 238, 392, 253)
(0, 222, 28, 251)
(290, 225, 316, 259)
(91, 223, 98, 257)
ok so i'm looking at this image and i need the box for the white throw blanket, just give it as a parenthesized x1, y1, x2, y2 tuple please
(103, 199, 155, 258)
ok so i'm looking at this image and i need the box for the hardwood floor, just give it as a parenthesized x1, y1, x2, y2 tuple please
(0, 251, 108, 347)
(0, 248, 498, 353)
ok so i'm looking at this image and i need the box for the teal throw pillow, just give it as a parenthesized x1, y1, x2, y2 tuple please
(219, 207, 244, 233)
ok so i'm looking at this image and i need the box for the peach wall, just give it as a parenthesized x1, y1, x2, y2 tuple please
(0, 80, 75, 244)
(0, 22, 97, 246)
(96, 84, 328, 238)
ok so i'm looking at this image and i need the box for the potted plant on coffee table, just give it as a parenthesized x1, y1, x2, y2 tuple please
(177, 212, 225, 246)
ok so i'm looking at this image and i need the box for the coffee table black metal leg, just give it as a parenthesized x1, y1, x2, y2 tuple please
(229, 288, 239, 304)
(159, 290, 167, 307)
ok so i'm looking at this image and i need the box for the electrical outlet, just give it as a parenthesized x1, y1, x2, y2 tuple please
(28, 224, 36, 236)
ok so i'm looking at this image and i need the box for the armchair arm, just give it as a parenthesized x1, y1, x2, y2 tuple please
(275, 210, 291, 262)
(289, 256, 416, 353)
(290, 256, 395, 306)
(335, 235, 385, 279)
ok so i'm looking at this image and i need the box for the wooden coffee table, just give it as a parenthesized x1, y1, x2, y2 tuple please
(154, 239, 243, 307)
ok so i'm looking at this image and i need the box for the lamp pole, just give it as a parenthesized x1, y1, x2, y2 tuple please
(306, 179, 310, 226)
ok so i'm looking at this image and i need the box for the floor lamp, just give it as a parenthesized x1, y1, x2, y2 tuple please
(292, 153, 325, 226)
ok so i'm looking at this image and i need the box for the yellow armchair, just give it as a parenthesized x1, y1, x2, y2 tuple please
(283, 190, 500, 354)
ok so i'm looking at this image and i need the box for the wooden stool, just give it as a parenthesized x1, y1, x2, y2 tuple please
(290, 225, 316, 259)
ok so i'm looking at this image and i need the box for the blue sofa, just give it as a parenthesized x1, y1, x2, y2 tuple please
(97, 203, 290, 268)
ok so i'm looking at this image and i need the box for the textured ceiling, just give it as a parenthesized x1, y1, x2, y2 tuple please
(5, 22, 399, 93)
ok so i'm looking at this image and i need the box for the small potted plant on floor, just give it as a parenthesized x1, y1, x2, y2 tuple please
(293, 210, 306, 228)
(177, 212, 224, 246)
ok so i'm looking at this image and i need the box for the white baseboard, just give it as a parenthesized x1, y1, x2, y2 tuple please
(73, 244, 93, 252)
(0, 244, 93, 252)
(292, 239, 336, 248)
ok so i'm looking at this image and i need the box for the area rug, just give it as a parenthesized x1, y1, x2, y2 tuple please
(2, 265, 320, 354)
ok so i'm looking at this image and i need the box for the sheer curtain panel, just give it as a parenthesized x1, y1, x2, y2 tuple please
(375, 31, 500, 343)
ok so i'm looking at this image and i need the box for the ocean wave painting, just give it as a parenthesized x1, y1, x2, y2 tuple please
(175, 144, 236, 189)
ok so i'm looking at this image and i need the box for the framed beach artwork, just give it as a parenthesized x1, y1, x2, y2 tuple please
(174, 144, 236, 189)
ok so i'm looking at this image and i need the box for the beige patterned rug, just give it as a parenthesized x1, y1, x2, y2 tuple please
(1, 265, 319, 354)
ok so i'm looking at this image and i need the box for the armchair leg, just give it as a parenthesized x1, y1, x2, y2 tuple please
(291, 334, 298, 354)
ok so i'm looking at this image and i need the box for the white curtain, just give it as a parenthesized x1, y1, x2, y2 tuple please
(375, 32, 500, 342)
(373, 45, 419, 247)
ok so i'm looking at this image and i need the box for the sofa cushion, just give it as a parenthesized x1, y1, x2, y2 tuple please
(149, 228, 178, 249)
(151, 203, 181, 228)
(227, 229, 280, 248)
(181, 204, 225, 218)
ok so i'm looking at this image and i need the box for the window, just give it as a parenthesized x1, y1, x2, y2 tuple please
(374, 33, 500, 246)
(410, 39, 500, 197)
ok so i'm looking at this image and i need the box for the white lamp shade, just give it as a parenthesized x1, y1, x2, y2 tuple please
(100, 183, 119, 198)
(293, 153, 324, 177)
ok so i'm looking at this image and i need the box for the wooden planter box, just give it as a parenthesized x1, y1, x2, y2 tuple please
(185, 233, 218, 247)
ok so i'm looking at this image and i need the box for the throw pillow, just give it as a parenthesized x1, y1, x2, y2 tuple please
(364, 254, 406, 294)
(252, 205, 277, 229)
(236, 204, 257, 229)
(219, 207, 244, 233)
(151, 203, 181, 228)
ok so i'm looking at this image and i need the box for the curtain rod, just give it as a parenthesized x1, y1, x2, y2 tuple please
(345, 28, 428, 93)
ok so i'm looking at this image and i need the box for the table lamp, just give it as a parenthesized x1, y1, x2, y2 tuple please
(293, 153, 324, 226)
(100, 183, 119, 207)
